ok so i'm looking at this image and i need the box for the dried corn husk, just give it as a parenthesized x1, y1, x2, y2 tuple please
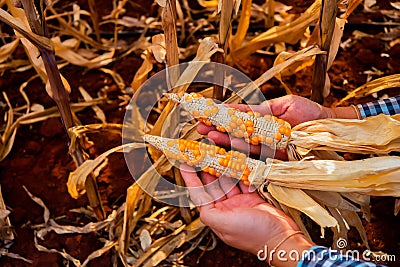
(267, 184, 338, 232)
(290, 114, 400, 155)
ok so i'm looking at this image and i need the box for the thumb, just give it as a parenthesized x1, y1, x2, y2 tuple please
(267, 97, 288, 117)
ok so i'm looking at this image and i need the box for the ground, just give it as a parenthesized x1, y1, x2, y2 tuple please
(0, 1, 400, 266)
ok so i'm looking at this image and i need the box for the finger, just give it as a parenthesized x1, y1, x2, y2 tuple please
(201, 172, 227, 202)
(207, 131, 276, 159)
(225, 103, 271, 115)
(267, 97, 288, 117)
(238, 180, 257, 194)
(180, 164, 215, 210)
(218, 176, 241, 198)
(197, 122, 216, 135)
(230, 138, 260, 155)
(229, 138, 278, 160)
(207, 131, 232, 148)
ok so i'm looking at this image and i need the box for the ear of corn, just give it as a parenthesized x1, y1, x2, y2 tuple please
(144, 134, 400, 197)
(166, 92, 292, 149)
(144, 134, 265, 185)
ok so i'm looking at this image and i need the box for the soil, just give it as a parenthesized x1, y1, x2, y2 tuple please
(0, 1, 400, 267)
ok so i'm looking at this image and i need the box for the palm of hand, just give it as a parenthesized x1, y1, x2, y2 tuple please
(200, 191, 299, 254)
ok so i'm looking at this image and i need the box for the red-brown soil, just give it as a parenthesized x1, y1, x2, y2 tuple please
(0, 1, 399, 266)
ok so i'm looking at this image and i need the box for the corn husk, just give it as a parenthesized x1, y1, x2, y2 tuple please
(290, 114, 400, 155)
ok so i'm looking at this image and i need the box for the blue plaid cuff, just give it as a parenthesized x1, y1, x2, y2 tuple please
(357, 95, 400, 118)
(297, 246, 387, 267)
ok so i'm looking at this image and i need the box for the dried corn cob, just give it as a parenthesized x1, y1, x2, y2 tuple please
(166, 93, 291, 149)
(144, 134, 400, 196)
(144, 134, 269, 185)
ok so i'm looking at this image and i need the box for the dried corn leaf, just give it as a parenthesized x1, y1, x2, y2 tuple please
(0, 185, 13, 241)
(149, 37, 220, 141)
(273, 50, 314, 94)
(67, 143, 145, 199)
(0, 7, 51, 50)
(0, 99, 105, 162)
(131, 51, 154, 92)
(336, 74, 400, 106)
(120, 156, 170, 253)
(0, 38, 19, 63)
(35, 235, 116, 267)
(267, 184, 338, 232)
(98, 68, 126, 91)
(52, 37, 115, 69)
(226, 46, 323, 103)
(135, 218, 205, 267)
(197, 0, 219, 8)
(291, 114, 400, 154)
(78, 87, 106, 123)
(343, 0, 363, 19)
(0, 250, 32, 264)
(3, 4, 71, 98)
(131, 34, 166, 92)
(229, 0, 251, 51)
(0, 93, 16, 162)
(47, 6, 108, 51)
(229, 0, 321, 60)
(37, 211, 118, 239)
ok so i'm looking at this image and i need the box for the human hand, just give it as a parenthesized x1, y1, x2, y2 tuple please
(196, 95, 333, 159)
(267, 95, 327, 126)
(180, 165, 314, 266)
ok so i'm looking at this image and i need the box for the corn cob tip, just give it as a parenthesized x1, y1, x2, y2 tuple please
(163, 93, 183, 103)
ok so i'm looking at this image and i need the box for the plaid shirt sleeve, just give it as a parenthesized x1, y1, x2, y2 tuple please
(357, 95, 400, 118)
(297, 246, 387, 267)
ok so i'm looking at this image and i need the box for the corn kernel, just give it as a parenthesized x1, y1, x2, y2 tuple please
(205, 120, 213, 127)
(245, 120, 253, 127)
(274, 132, 282, 141)
(206, 99, 214, 106)
(279, 125, 286, 134)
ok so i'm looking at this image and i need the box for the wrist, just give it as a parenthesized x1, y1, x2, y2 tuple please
(320, 106, 360, 120)
(320, 106, 337, 119)
(261, 231, 315, 267)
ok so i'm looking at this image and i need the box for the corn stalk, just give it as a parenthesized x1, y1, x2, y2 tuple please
(310, 0, 337, 104)
(0, 0, 105, 220)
